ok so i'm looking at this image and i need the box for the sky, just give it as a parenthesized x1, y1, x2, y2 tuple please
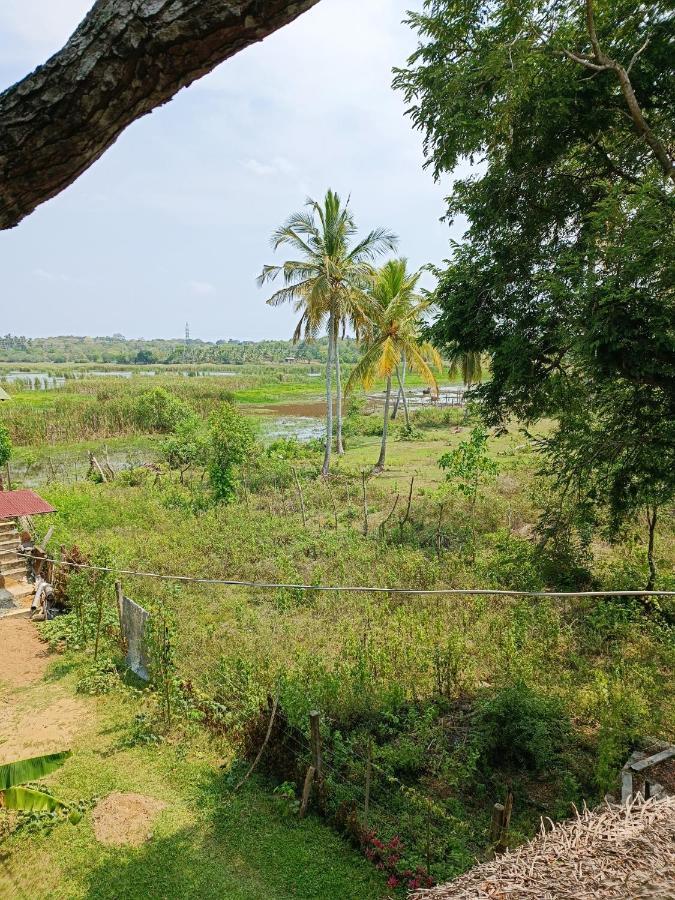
(0, 1, 463, 342)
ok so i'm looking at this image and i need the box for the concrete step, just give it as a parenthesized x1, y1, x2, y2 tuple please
(0, 537, 20, 548)
(5, 581, 34, 601)
(0, 565, 28, 581)
(0, 541, 21, 553)
(0, 551, 21, 566)
(0, 519, 18, 531)
(0, 606, 32, 619)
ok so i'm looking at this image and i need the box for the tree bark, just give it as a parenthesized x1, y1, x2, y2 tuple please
(334, 320, 344, 455)
(0, 0, 319, 230)
(322, 310, 334, 476)
(393, 355, 409, 426)
(374, 375, 392, 472)
(646, 505, 658, 592)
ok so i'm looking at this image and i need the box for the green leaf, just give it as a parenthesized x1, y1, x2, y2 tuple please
(0, 750, 71, 790)
(1, 786, 66, 812)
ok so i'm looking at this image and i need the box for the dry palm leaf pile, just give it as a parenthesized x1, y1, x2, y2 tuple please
(412, 795, 675, 900)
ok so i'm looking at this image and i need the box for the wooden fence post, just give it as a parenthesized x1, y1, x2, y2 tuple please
(115, 580, 126, 652)
(309, 710, 322, 783)
(490, 802, 505, 843)
(299, 765, 316, 819)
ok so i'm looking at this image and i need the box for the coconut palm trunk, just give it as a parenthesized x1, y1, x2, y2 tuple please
(375, 375, 392, 472)
(393, 354, 409, 426)
(322, 312, 335, 476)
(334, 320, 345, 455)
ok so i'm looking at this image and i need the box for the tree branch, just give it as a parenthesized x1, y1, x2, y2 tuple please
(562, 0, 675, 182)
(0, 0, 319, 230)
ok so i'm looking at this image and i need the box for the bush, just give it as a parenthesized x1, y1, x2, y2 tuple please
(411, 407, 463, 429)
(208, 405, 256, 502)
(133, 388, 189, 432)
(473, 682, 572, 773)
(0, 421, 11, 468)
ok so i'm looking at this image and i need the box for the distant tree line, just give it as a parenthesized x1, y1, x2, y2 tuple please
(0, 334, 362, 367)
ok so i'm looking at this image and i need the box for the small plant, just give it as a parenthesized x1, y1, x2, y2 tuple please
(362, 831, 434, 891)
(272, 781, 300, 817)
(76, 658, 121, 695)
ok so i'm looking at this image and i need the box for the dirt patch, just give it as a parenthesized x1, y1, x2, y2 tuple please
(0, 616, 51, 688)
(92, 792, 168, 846)
(258, 400, 328, 417)
(0, 691, 88, 763)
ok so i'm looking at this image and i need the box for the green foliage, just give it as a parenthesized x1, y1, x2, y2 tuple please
(207, 405, 255, 502)
(0, 752, 72, 792)
(473, 683, 571, 773)
(76, 658, 122, 696)
(439, 426, 498, 506)
(162, 413, 208, 477)
(133, 387, 189, 433)
(0, 419, 11, 467)
(265, 437, 321, 461)
(396, 0, 674, 548)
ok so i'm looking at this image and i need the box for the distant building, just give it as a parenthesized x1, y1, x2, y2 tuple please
(283, 356, 297, 364)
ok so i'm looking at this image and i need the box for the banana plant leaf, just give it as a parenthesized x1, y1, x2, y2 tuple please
(1, 786, 66, 812)
(0, 751, 72, 791)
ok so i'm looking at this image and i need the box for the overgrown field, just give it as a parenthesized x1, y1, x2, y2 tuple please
(1, 376, 673, 894)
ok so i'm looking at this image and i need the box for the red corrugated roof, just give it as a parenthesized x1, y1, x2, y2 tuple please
(0, 490, 55, 519)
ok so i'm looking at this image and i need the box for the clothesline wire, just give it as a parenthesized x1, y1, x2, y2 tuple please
(21, 551, 675, 598)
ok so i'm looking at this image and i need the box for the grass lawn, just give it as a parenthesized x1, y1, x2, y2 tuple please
(0, 649, 387, 900)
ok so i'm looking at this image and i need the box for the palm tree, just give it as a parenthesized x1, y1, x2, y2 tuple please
(448, 349, 483, 388)
(258, 190, 397, 475)
(346, 259, 442, 472)
(447, 348, 484, 423)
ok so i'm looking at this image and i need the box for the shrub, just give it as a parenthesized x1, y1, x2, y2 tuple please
(0, 421, 11, 468)
(133, 388, 189, 432)
(473, 682, 571, 773)
(208, 405, 256, 502)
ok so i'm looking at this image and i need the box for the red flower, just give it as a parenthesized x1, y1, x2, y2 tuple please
(387, 876, 400, 888)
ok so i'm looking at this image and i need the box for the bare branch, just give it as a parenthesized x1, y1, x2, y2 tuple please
(627, 38, 650, 74)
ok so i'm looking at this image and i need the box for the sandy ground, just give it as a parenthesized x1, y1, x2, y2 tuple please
(0, 616, 51, 688)
(0, 616, 89, 763)
(0, 615, 167, 846)
(92, 792, 167, 846)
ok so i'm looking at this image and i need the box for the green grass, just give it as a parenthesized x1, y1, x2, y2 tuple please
(0, 659, 386, 900)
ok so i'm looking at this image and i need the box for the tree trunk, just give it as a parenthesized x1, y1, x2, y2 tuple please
(374, 376, 392, 472)
(0, 0, 319, 230)
(334, 320, 345, 455)
(322, 312, 334, 477)
(393, 355, 409, 426)
(646, 506, 658, 592)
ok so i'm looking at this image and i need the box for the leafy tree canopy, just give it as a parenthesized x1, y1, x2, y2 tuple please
(395, 0, 674, 537)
